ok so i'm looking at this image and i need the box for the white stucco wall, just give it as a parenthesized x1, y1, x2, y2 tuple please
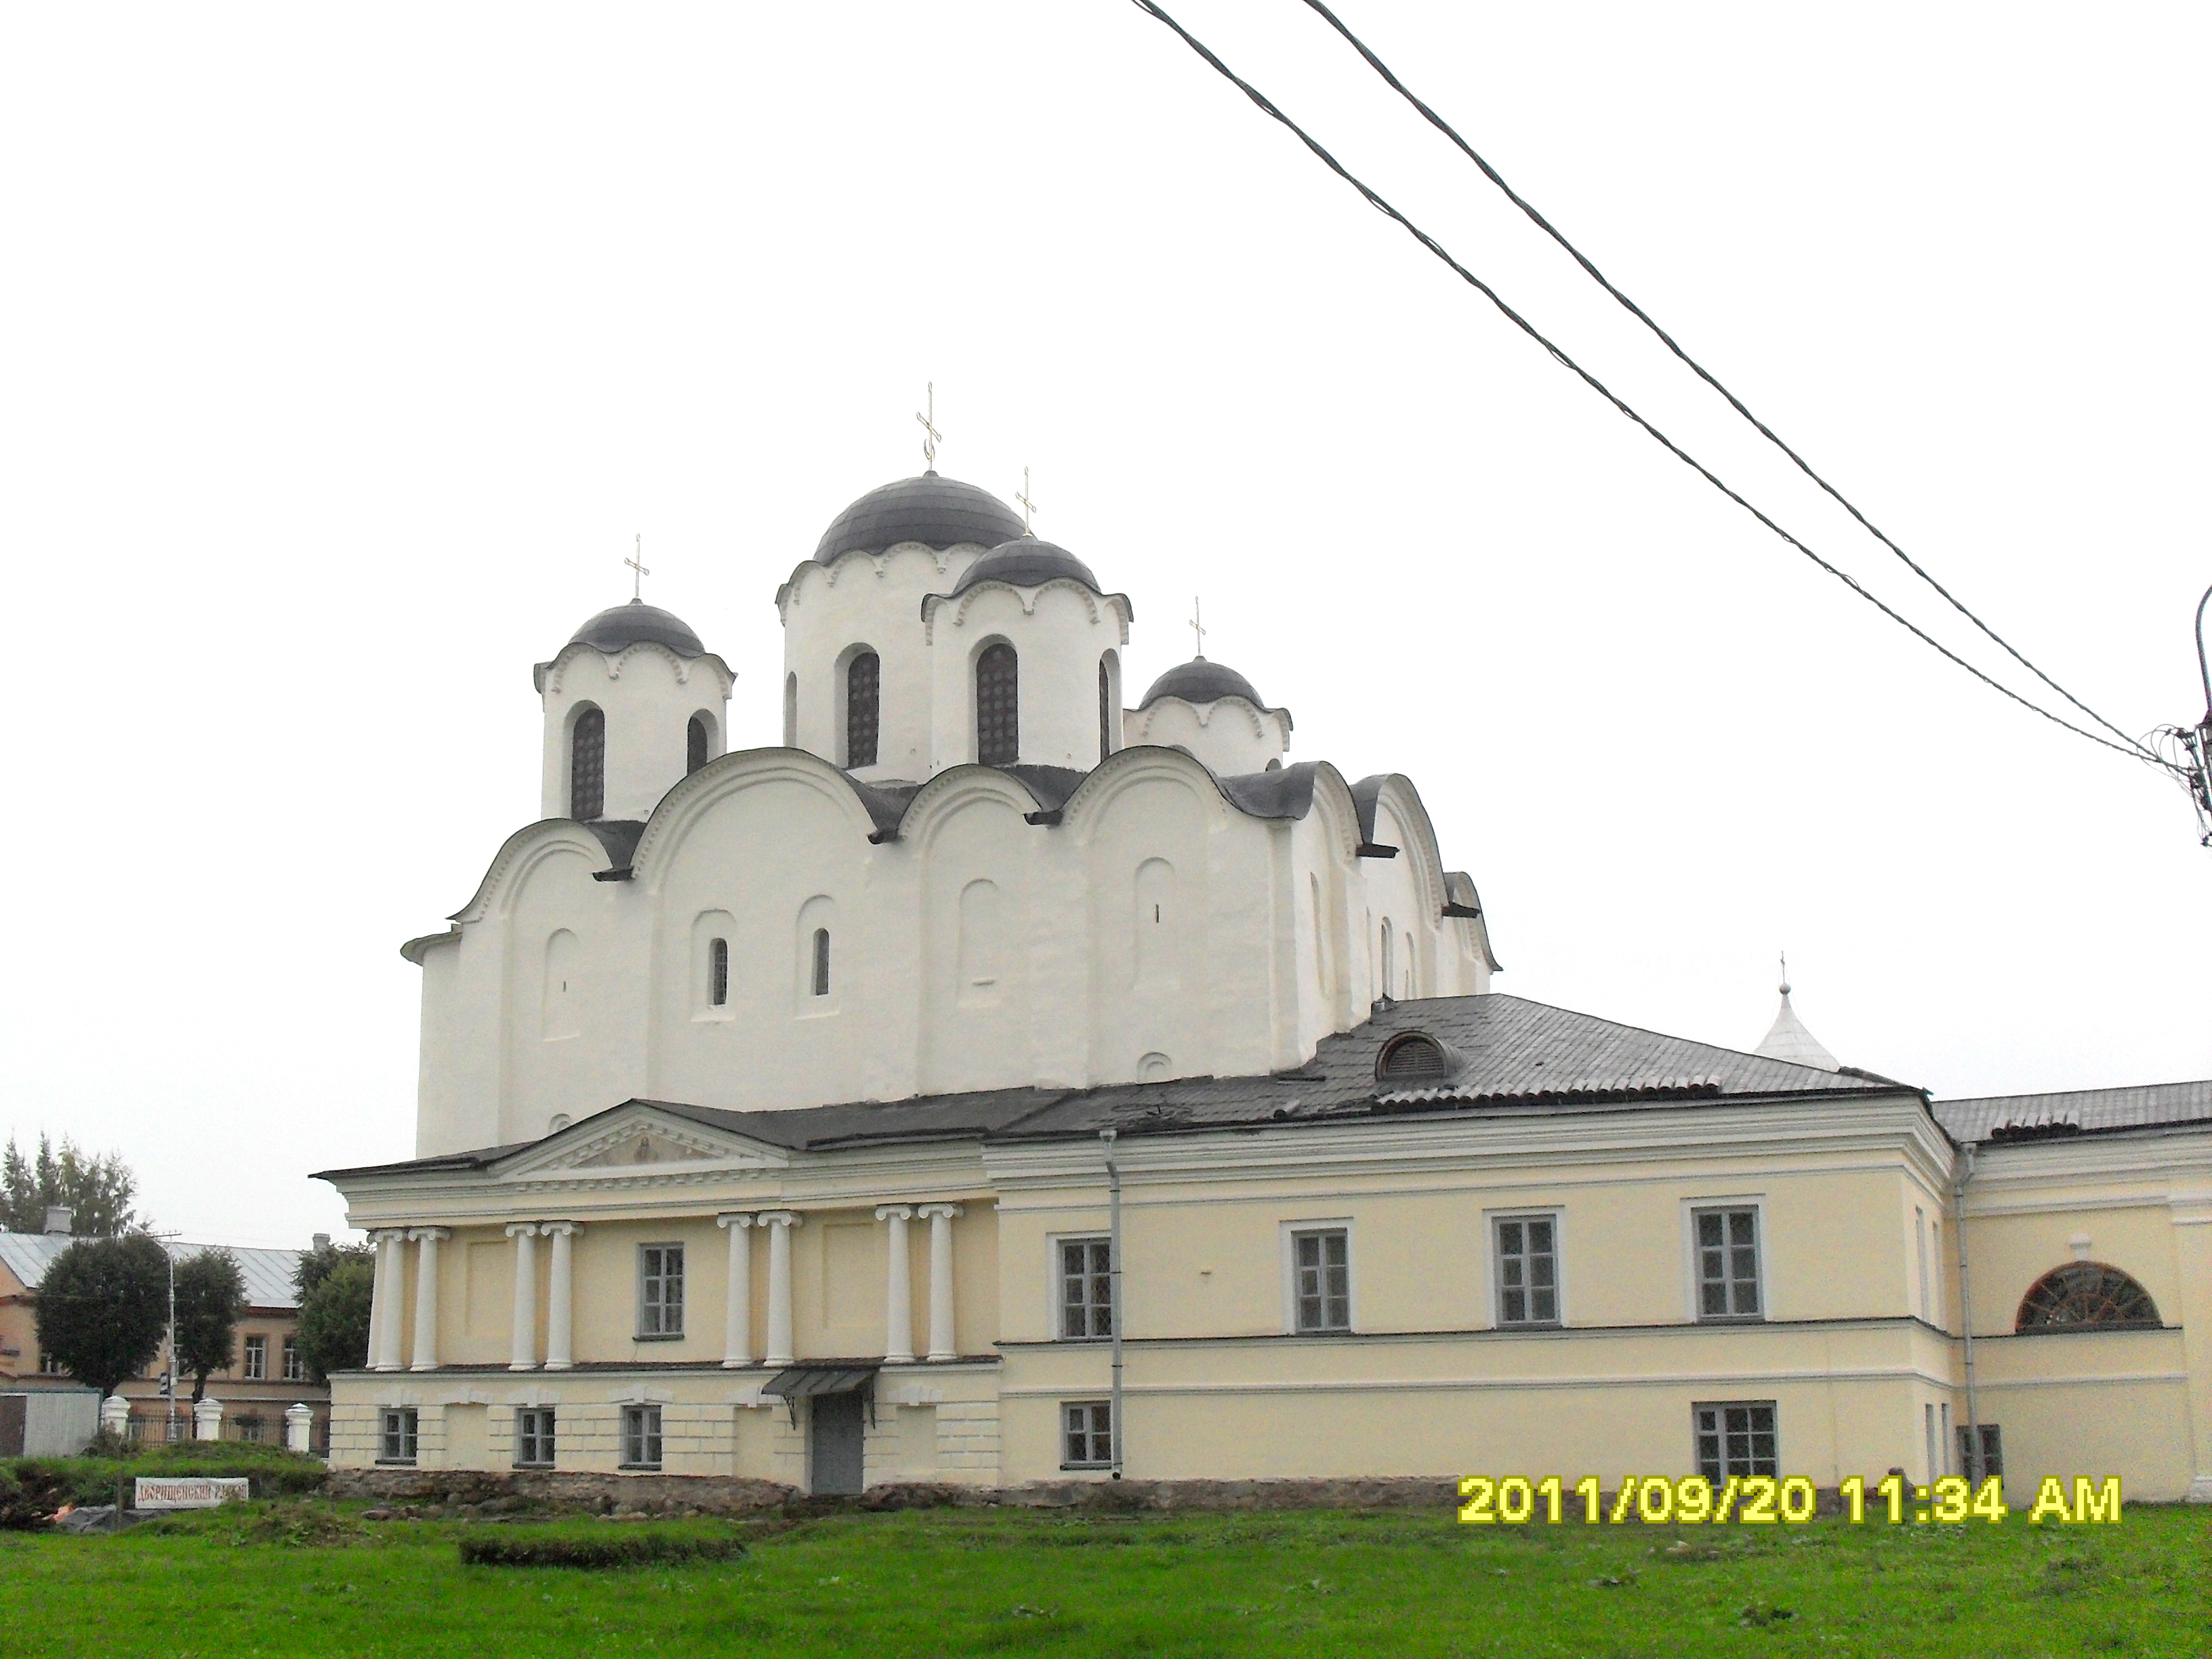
(538, 642, 733, 822)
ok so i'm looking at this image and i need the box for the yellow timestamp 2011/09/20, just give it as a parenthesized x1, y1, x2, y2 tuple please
(1455, 1473, 2123, 1525)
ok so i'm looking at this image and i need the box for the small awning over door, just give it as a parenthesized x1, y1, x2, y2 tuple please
(760, 1366, 878, 1400)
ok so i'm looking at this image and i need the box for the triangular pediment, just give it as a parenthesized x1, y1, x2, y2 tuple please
(498, 1103, 788, 1182)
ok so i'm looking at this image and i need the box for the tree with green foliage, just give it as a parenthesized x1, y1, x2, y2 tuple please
(173, 1248, 247, 1402)
(33, 1233, 168, 1397)
(2, 1132, 139, 1236)
(293, 1240, 375, 1385)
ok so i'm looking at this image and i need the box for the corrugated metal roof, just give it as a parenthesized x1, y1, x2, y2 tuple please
(1933, 1079, 2212, 1144)
(0, 1234, 305, 1309)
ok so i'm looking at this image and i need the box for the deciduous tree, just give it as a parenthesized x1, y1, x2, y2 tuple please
(293, 1242, 375, 1385)
(33, 1233, 167, 1397)
(173, 1249, 247, 1402)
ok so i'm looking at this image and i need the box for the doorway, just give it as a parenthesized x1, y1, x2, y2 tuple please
(811, 1393, 864, 1496)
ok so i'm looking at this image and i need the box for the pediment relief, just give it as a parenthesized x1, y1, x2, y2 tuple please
(501, 1109, 785, 1181)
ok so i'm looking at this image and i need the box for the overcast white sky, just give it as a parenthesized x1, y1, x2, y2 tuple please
(3, 3, 2206, 1247)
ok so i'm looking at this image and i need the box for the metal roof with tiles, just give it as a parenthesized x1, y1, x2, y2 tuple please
(0, 1233, 306, 1309)
(321, 994, 1914, 1181)
(1933, 1079, 2212, 1145)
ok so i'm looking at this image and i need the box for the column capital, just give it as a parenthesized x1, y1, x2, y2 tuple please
(539, 1220, 583, 1237)
(406, 1226, 451, 1243)
(716, 1212, 756, 1230)
(371, 1228, 409, 1244)
(916, 1203, 964, 1221)
(504, 1223, 539, 1239)
(756, 1210, 802, 1229)
(874, 1205, 914, 1223)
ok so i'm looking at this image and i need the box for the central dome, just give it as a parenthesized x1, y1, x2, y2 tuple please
(948, 536, 1101, 596)
(813, 473, 1026, 565)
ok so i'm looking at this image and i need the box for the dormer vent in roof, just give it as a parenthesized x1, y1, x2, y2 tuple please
(1376, 1031, 1458, 1085)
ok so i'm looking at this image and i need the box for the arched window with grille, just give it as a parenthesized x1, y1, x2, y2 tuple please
(1378, 919, 1395, 1002)
(977, 643, 1019, 766)
(687, 715, 710, 775)
(845, 651, 880, 769)
(708, 937, 729, 1007)
(2015, 1263, 2161, 1332)
(783, 673, 798, 747)
(1098, 655, 1114, 764)
(569, 708, 605, 821)
(811, 928, 831, 998)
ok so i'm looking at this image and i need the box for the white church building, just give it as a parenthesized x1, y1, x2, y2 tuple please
(319, 468, 2212, 1503)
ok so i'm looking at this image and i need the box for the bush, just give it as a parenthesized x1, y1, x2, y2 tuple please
(458, 1532, 747, 1570)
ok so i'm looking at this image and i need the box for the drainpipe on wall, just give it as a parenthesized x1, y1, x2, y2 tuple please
(1952, 1140, 1983, 1482)
(1101, 1129, 1124, 1480)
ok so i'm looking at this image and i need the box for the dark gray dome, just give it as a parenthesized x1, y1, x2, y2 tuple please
(569, 600, 705, 657)
(1140, 658, 1265, 710)
(814, 473, 1026, 564)
(948, 536, 1102, 597)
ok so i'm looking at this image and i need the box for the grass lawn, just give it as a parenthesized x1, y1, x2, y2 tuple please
(5, 1502, 2205, 1658)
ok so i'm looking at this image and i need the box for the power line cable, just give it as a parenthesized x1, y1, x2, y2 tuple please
(1295, 0, 2161, 765)
(1124, 0, 2176, 771)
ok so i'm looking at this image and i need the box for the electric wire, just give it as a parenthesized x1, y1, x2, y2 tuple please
(1125, 0, 2169, 769)
(1296, 0, 2162, 766)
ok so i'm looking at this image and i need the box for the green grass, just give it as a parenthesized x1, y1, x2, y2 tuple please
(3, 1501, 2205, 1658)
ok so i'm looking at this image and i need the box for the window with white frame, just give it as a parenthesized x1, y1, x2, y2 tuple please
(242, 1334, 267, 1379)
(1693, 1401, 1776, 1481)
(379, 1408, 419, 1465)
(1059, 1239, 1113, 1340)
(515, 1407, 556, 1469)
(621, 1404, 663, 1469)
(1062, 1401, 1112, 1469)
(1493, 1214, 1559, 1326)
(282, 1336, 306, 1382)
(1292, 1228, 1351, 1333)
(638, 1245, 685, 1336)
(1693, 1206, 1762, 1320)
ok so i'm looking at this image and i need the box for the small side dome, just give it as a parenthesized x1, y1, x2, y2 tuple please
(568, 599, 705, 657)
(1141, 658, 1265, 710)
(948, 535, 1102, 596)
(814, 473, 1026, 564)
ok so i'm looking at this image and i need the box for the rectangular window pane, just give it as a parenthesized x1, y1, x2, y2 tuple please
(1059, 1239, 1112, 1340)
(1495, 1214, 1560, 1327)
(640, 1245, 685, 1336)
(380, 1408, 418, 1464)
(1292, 1229, 1350, 1332)
(1694, 1207, 1760, 1321)
(243, 1336, 266, 1380)
(622, 1406, 662, 1468)
(516, 1408, 556, 1467)
(1062, 1401, 1112, 1468)
(1694, 1401, 1777, 1480)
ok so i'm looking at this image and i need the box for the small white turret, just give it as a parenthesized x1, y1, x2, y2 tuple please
(1125, 657, 1292, 775)
(920, 535, 1134, 774)
(533, 601, 735, 823)
(1753, 956, 1841, 1071)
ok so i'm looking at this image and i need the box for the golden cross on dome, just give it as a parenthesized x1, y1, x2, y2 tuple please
(916, 382, 942, 472)
(1016, 466, 1038, 534)
(625, 534, 649, 601)
(1189, 596, 1207, 659)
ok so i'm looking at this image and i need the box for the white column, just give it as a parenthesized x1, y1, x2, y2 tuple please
(544, 1221, 579, 1370)
(876, 1206, 915, 1364)
(407, 1227, 449, 1371)
(284, 1402, 314, 1454)
(716, 1214, 755, 1368)
(918, 1204, 964, 1361)
(371, 1231, 407, 1372)
(506, 1224, 539, 1370)
(759, 1211, 801, 1366)
(193, 1397, 224, 1441)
